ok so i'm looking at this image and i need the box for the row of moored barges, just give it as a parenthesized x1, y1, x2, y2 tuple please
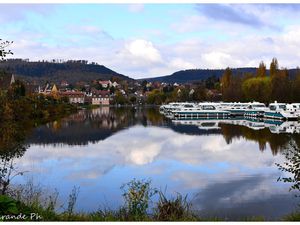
(159, 101, 300, 121)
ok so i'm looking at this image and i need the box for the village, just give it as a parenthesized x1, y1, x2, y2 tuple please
(9, 75, 220, 106)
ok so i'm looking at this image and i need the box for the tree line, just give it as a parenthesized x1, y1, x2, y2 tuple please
(221, 58, 300, 103)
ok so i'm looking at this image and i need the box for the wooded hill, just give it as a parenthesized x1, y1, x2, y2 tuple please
(0, 59, 132, 84)
(145, 68, 299, 84)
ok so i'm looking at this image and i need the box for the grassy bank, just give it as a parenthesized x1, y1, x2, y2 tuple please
(0, 179, 299, 222)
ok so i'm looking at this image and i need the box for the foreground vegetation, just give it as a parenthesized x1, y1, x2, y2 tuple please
(0, 76, 77, 201)
(0, 178, 299, 222)
(0, 179, 197, 221)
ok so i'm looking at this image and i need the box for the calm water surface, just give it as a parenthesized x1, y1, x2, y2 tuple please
(12, 107, 300, 220)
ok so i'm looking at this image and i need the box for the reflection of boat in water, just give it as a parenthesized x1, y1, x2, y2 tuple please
(172, 117, 300, 134)
(243, 118, 266, 130)
(286, 103, 300, 117)
(172, 119, 222, 130)
(266, 120, 300, 134)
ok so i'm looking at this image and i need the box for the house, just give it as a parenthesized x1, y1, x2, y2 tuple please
(60, 91, 85, 104)
(111, 81, 119, 88)
(60, 80, 69, 87)
(177, 89, 182, 96)
(40, 83, 52, 94)
(0, 73, 15, 90)
(189, 89, 195, 96)
(153, 82, 161, 89)
(146, 82, 152, 88)
(91, 90, 110, 105)
(119, 89, 126, 95)
(99, 80, 111, 89)
(39, 83, 60, 98)
(98, 80, 119, 89)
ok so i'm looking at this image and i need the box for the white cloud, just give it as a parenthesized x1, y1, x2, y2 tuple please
(7, 5, 300, 79)
(9, 25, 300, 79)
(201, 51, 241, 69)
(124, 39, 162, 63)
(168, 58, 196, 70)
(13, 125, 290, 213)
(128, 4, 144, 13)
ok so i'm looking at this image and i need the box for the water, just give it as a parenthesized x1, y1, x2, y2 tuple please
(12, 107, 300, 220)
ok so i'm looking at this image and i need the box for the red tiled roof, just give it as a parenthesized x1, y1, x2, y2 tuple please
(99, 81, 110, 84)
(60, 91, 85, 97)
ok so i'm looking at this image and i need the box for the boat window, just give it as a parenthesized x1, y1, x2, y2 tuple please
(202, 105, 216, 110)
(254, 104, 265, 108)
(201, 123, 216, 127)
(279, 105, 286, 110)
(269, 105, 276, 110)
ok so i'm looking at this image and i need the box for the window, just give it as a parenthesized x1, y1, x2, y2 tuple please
(202, 105, 215, 110)
(254, 104, 265, 108)
(279, 105, 286, 110)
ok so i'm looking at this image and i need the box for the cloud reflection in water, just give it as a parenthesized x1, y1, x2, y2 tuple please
(14, 125, 297, 219)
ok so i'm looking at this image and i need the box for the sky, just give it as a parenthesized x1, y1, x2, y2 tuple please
(2, 3, 300, 78)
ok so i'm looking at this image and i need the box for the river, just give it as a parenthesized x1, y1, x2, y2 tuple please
(11, 106, 300, 220)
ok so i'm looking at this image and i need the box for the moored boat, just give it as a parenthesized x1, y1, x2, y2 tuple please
(244, 102, 268, 118)
(264, 102, 298, 121)
(226, 102, 250, 117)
(173, 103, 230, 119)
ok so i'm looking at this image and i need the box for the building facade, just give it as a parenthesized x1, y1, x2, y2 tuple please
(91, 90, 110, 105)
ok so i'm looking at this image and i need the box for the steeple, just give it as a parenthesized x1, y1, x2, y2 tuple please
(51, 84, 58, 93)
(10, 74, 15, 85)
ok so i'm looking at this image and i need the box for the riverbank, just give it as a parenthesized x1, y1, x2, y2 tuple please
(0, 92, 77, 126)
(0, 179, 299, 222)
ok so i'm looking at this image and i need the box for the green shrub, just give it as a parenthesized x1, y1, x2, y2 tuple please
(121, 179, 157, 220)
(154, 191, 195, 221)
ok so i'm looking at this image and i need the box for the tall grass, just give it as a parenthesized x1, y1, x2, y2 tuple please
(0, 178, 297, 221)
(154, 191, 196, 221)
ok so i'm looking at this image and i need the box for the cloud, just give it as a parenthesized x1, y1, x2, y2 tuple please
(192, 175, 296, 220)
(128, 4, 144, 13)
(195, 4, 265, 29)
(9, 24, 300, 79)
(201, 51, 242, 69)
(6, 4, 300, 78)
(14, 125, 292, 213)
(124, 39, 162, 63)
(253, 4, 300, 11)
(194, 4, 285, 31)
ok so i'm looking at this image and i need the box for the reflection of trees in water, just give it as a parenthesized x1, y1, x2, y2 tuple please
(53, 107, 166, 131)
(27, 107, 168, 146)
(27, 107, 299, 153)
(276, 141, 300, 196)
(220, 123, 297, 155)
